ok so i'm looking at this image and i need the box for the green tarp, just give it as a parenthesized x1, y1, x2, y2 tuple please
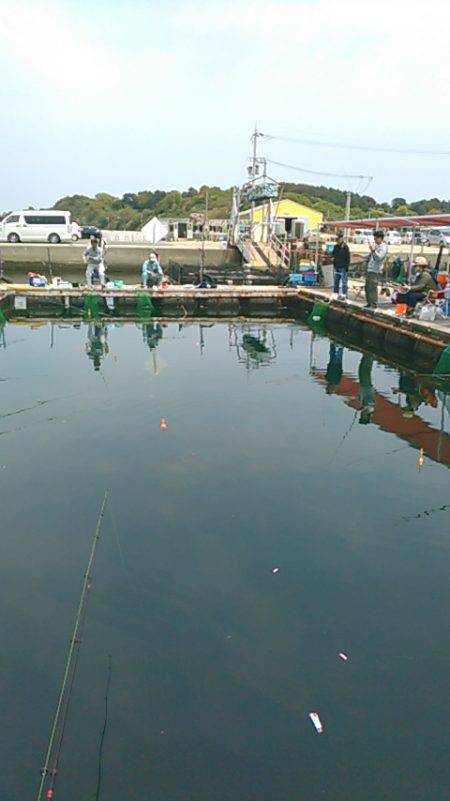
(137, 293, 154, 319)
(83, 294, 101, 318)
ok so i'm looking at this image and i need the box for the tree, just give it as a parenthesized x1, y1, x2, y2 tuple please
(391, 197, 407, 209)
(50, 186, 450, 231)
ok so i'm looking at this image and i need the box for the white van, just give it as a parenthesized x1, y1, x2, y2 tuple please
(352, 228, 374, 244)
(0, 210, 80, 244)
(384, 230, 402, 245)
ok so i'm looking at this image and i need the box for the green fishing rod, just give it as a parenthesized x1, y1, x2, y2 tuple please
(37, 490, 109, 801)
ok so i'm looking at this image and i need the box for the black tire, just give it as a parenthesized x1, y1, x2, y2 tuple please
(48, 233, 61, 244)
(71, 233, 79, 242)
(7, 232, 20, 243)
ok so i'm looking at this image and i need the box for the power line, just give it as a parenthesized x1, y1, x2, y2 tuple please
(265, 157, 372, 183)
(262, 133, 450, 156)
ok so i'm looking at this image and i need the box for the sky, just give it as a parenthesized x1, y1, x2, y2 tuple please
(0, 0, 449, 210)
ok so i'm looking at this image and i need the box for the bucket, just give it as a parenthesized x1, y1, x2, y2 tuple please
(321, 263, 334, 288)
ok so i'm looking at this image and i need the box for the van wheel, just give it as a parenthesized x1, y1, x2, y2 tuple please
(71, 233, 79, 242)
(48, 233, 61, 244)
(7, 233, 20, 243)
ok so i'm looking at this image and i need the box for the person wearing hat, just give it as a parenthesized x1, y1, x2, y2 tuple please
(141, 251, 163, 289)
(365, 230, 388, 308)
(397, 256, 436, 310)
(82, 236, 105, 288)
(332, 231, 350, 299)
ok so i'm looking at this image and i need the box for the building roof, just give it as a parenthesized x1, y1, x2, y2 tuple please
(325, 213, 450, 229)
(240, 198, 323, 224)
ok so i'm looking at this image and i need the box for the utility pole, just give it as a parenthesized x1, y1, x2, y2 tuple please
(204, 190, 209, 237)
(251, 122, 259, 178)
(250, 123, 263, 241)
(344, 190, 351, 241)
(200, 191, 208, 282)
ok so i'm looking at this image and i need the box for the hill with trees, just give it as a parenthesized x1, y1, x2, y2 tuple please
(50, 184, 450, 230)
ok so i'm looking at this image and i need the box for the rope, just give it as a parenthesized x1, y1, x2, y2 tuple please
(37, 490, 109, 801)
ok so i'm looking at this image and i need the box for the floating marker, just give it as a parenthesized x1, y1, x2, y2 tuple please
(308, 712, 323, 734)
(418, 448, 424, 469)
(338, 652, 348, 661)
(271, 567, 280, 574)
(160, 417, 167, 431)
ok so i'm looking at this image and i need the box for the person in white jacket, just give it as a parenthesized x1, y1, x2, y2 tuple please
(82, 237, 105, 288)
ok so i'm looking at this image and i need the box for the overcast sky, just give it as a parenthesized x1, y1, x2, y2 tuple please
(0, 0, 449, 210)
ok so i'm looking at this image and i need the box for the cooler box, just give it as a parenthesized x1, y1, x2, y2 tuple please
(287, 272, 318, 287)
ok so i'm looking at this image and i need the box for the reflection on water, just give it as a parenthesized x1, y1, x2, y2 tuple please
(228, 324, 277, 370)
(0, 320, 449, 801)
(86, 322, 109, 371)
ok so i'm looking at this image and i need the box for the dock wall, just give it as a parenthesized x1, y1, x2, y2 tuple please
(1, 286, 448, 374)
(0, 242, 241, 275)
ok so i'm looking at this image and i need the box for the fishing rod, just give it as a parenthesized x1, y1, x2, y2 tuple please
(37, 490, 109, 801)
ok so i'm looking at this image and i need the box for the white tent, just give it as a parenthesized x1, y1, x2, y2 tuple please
(141, 216, 169, 244)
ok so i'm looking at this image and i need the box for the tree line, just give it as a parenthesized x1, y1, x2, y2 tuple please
(45, 184, 450, 230)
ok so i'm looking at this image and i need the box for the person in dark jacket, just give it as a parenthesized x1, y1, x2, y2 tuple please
(332, 232, 351, 299)
(396, 256, 436, 309)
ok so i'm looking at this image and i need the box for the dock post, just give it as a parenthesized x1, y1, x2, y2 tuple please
(47, 247, 53, 279)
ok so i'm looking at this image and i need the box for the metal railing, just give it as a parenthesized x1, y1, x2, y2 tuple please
(269, 233, 291, 270)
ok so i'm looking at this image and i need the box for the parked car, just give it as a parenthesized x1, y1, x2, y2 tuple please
(0, 210, 79, 243)
(424, 227, 450, 247)
(384, 230, 402, 245)
(402, 230, 431, 245)
(353, 228, 374, 244)
(80, 225, 103, 241)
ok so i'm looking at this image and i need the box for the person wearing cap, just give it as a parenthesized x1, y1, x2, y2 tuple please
(82, 236, 105, 288)
(141, 251, 163, 289)
(365, 230, 388, 308)
(332, 231, 350, 299)
(396, 256, 436, 310)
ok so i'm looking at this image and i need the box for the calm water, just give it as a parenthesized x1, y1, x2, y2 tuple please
(1, 319, 449, 801)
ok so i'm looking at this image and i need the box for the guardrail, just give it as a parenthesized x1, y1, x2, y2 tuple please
(269, 234, 291, 270)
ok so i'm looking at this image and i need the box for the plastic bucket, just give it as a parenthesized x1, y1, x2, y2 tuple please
(321, 263, 334, 288)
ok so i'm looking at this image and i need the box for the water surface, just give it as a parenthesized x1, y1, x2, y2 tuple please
(0, 320, 449, 801)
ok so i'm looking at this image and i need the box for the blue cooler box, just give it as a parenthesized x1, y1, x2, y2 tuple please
(287, 272, 318, 287)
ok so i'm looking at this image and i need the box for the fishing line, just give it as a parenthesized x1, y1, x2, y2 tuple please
(330, 408, 358, 462)
(94, 654, 112, 801)
(37, 490, 109, 801)
(108, 502, 126, 573)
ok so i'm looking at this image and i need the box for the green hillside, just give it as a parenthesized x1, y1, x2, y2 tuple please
(50, 185, 450, 230)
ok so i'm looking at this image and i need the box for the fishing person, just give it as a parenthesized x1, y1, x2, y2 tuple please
(141, 251, 163, 289)
(332, 231, 350, 299)
(82, 236, 106, 288)
(365, 230, 387, 308)
(395, 256, 436, 312)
